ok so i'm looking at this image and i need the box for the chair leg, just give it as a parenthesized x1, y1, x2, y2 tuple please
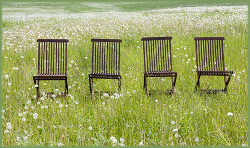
(224, 75, 231, 93)
(66, 79, 69, 94)
(64, 79, 68, 99)
(195, 74, 201, 91)
(89, 77, 93, 94)
(171, 75, 177, 94)
(144, 77, 148, 94)
(144, 76, 146, 88)
(36, 80, 40, 101)
(118, 77, 121, 92)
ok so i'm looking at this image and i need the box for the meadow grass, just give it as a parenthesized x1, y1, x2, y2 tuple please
(1, 2, 248, 146)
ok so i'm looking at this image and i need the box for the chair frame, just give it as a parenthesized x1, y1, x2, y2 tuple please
(89, 38, 122, 94)
(194, 37, 233, 94)
(142, 37, 177, 95)
(33, 39, 69, 100)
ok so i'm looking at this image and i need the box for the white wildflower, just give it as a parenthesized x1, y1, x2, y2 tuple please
(139, 141, 143, 146)
(195, 137, 199, 142)
(4, 130, 9, 133)
(33, 113, 38, 119)
(173, 129, 178, 132)
(110, 136, 117, 144)
(27, 100, 31, 104)
(7, 122, 12, 129)
(103, 93, 109, 97)
(120, 138, 125, 143)
(16, 137, 21, 141)
(88, 126, 93, 130)
(227, 112, 233, 116)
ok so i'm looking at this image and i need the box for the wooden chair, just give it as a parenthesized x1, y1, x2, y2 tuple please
(33, 39, 69, 100)
(141, 37, 177, 94)
(194, 37, 233, 94)
(89, 39, 122, 94)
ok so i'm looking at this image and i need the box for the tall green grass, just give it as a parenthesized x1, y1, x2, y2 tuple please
(1, 2, 248, 146)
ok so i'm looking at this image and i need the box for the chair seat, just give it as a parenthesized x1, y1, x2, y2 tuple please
(145, 71, 177, 77)
(89, 73, 121, 79)
(197, 71, 233, 76)
(33, 75, 67, 80)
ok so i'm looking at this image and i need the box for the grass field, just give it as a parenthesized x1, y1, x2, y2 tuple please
(1, 1, 248, 146)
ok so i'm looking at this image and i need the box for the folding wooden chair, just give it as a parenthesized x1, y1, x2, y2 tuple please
(141, 37, 177, 95)
(89, 39, 122, 94)
(194, 37, 233, 94)
(33, 39, 69, 100)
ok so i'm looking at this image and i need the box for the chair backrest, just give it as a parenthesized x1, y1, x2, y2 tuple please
(91, 39, 122, 75)
(37, 39, 68, 75)
(141, 37, 173, 73)
(194, 37, 225, 71)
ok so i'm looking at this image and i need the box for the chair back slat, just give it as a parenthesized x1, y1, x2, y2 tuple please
(91, 39, 122, 75)
(37, 39, 68, 75)
(142, 37, 173, 73)
(194, 37, 225, 71)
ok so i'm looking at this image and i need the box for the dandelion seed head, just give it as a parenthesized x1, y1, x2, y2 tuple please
(227, 112, 233, 116)
(7, 122, 12, 129)
(4, 130, 9, 133)
(103, 93, 109, 97)
(88, 126, 93, 130)
(33, 113, 38, 119)
(139, 141, 143, 146)
(4, 75, 9, 79)
(120, 138, 125, 143)
(16, 137, 21, 141)
(195, 137, 199, 142)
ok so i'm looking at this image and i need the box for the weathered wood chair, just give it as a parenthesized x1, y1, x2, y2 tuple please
(194, 37, 233, 94)
(141, 37, 177, 94)
(33, 39, 69, 100)
(89, 39, 122, 94)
